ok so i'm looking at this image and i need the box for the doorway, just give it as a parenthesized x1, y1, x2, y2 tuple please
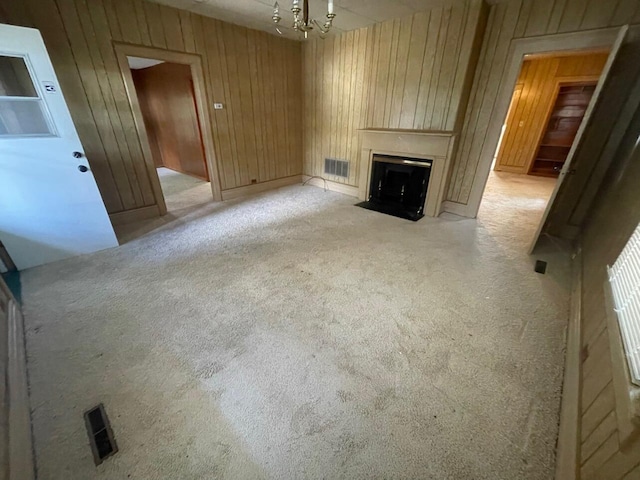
(477, 49, 609, 248)
(114, 44, 222, 215)
(127, 57, 211, 212)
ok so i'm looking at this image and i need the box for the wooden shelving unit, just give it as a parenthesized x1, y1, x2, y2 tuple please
(529, 84, 596, 177)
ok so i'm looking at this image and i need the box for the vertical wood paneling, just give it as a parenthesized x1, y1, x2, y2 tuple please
(495, 52, 608, 173)
(159, 4, 183, 51)
(414, 8, 442, 129)
(179, 10, 195, 53)
(55, 0, 137, 209)
(3, 0, 302, 212)
(446, 0, 636, 206)
(524, 0, 554, 37)
(113, 0, 141, 45)
(132, 0, 152, 46)
(302, 0, 486, 186)
(83, 0, 156, 206)
(576, 116, 640, 480)
(143, 1, 166, 49)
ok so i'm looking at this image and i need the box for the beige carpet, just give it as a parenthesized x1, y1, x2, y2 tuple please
(157, 167, 213, 212)
(21, 171, 568, 480)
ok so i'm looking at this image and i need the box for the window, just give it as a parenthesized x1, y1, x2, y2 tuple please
(608, 223, 640, 386)
(0, 55, 53, 137)
(606, 222, 640, 446)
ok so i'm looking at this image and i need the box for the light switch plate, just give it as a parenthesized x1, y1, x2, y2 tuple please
(214, 103, 224, 110)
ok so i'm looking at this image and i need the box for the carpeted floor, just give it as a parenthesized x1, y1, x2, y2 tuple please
(157, 167, 213, 212)
(21, 171, 568, 480)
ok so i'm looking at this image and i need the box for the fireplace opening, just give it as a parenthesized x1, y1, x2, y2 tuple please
(357, 154, 432, 221)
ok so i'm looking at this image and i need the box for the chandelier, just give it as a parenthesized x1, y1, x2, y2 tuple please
(272, 0, 336, 38)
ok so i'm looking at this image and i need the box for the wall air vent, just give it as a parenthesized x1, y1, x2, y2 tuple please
(324, 158, 349, 178)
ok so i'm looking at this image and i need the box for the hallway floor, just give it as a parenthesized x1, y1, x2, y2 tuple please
(21, 178, 570, 479)
(479, 171, 557, 251)
(157, 167, 212, 212)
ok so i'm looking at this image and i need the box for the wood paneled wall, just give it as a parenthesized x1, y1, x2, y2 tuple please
(302, 0, 488, 186)
(0, 0, 302, 214)
(132, 62, 209, 180)
(578, 106, 640, 480)
(446, 0, 640, 207)
(495, 52, 608, 174)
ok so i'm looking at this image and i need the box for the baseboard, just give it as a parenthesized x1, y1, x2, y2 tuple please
(2, 279, 36, 480)
(109, 205, 160, 226)
(302, 176, 359, 197)
(555, 247, 582, 480)
(441, 200, 473, 218)
(221, 175, 302, 201)
(494, 165, 527, 174)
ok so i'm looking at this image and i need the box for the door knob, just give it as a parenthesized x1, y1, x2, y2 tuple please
(78, 165, 89, 173)
(73, 151, 84, 158)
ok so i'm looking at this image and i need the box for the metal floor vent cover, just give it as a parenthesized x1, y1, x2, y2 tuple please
(84, 403, 118, 465)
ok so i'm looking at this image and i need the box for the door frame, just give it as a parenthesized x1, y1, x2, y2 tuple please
(114, 43, 222, 215)
(452, 27, 622, 220)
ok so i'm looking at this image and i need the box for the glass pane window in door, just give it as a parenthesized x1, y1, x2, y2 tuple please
(0, 100, 52, 136)
(0, 56, 38, 97)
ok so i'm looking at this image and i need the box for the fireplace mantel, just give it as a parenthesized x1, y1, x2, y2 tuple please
(357, 129, 455, 217)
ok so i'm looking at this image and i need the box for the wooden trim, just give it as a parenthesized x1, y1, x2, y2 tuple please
(0, 241, 16, 272)
(525, 47, 610, 60)
(441, 200, 472, 217)
(1, 276, 36, 480)
(109, 205, 160, 226)
(221, 175, 302, 201)
(302, 176, 359, 197)
(603, 278, 640, 448)
(113, 43, 223, 215)
(460, 27, 623, 219)
(555, 247, 583, 480)
(494, 164, 528, 174)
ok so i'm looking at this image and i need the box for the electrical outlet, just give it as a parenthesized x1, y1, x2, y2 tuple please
(213, 103, 224, 110)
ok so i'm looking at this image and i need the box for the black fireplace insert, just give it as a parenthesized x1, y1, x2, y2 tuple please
(356, 154, 432, 221)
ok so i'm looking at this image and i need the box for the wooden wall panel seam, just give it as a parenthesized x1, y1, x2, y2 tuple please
(83, 0, 155, 206)
(40, 0, 124, 212)
(56, 0, 138, 209)
(456, 0, 521, 202)
(449, 3, 507, 202)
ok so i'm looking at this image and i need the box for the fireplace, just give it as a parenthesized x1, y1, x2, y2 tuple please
(357, 129, 455, 218)
(357, 154, 432, 221)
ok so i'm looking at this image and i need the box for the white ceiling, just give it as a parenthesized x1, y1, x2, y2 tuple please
(147, 0, 463, 40)
(127, 56, 166, 69)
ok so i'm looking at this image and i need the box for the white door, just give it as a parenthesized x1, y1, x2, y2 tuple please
(529, 25, 628, 252)
(0, 24, 118, 270)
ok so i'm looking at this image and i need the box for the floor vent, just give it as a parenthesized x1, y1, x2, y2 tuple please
(534, 260, 547, 274)
(324, 158, 349, 178)
(84, 404, 118, 465)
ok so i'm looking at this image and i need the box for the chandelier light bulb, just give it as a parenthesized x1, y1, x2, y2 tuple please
(271, 0, 336, 38)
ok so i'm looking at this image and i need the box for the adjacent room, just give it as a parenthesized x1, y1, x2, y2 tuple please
(1, 1, 640, 480)
(478, 50, 608, 248)
(127, 55, 214, 212)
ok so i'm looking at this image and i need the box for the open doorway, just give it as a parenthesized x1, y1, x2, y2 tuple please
(114, 44, 222, 216)
(477, 50, 609, 248)
(127, 56, 211, 212)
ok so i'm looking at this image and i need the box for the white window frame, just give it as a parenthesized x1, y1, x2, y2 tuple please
(605, 223, 640, 447)
(0, 52, 57, 138)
